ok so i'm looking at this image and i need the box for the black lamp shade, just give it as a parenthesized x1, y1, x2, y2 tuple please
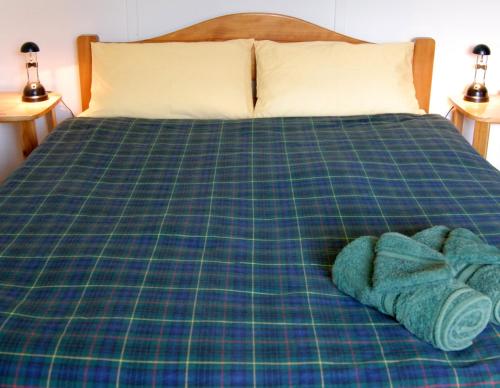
(472, 44, 491, 56)
(20, 41, 40, 53)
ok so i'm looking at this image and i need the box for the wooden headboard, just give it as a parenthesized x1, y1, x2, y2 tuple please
(77, 13, 435, 113)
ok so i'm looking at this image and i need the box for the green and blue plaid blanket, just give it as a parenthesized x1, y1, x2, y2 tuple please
(0, 114, 499, 386)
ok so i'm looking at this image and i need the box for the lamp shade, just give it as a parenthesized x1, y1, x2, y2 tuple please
(472, 44, 491, 56)
(20, 41, 40, 53)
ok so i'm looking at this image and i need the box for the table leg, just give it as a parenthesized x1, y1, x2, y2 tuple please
(21, 120, 38, 158)
(451, 108, 464, 133)
(472, 121, 490, 158)
(46, 109, 57, 133)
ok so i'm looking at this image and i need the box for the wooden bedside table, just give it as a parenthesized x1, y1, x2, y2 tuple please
(0, 92, 62, 157)
(450, 95, 500, 158)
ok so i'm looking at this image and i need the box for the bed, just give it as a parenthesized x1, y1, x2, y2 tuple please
(0, 13, 499, 387)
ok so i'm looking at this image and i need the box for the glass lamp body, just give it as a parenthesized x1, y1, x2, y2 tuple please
(22, 51, 48, 102)
(464, 52, 489, 103)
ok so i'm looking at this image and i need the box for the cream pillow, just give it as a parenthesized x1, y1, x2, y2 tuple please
(81, 40, 254, 119)
(254, 40, 422, 118)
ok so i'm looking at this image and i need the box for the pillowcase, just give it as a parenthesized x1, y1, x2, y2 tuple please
(254, 40, 422, 118)
(80, 39, 254, 119)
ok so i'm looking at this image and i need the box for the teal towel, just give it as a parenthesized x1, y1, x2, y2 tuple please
(331, 236, 376, 304)
(393, 281, 491, 351)
(413, 226, 500, 325)
(373, 233, 453, 293)
(459, 265, 500, 325)
(444, 228, 500, 266)
(411, 225, 450, 251)
(332, 236, 399, 316)
(373, 233, 491, 351)
(332, 234, 492, 351)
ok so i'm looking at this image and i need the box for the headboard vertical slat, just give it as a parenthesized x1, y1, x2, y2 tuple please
(77, 34, 99, 112)
(412, 38, 435, 113)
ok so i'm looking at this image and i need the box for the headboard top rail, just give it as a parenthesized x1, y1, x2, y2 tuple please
(77, 12, 435, 112)
(140, 13, 366, 44)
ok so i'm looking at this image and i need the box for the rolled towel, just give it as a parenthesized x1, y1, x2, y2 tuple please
(458, 265, 500, 325)
(445, 228, 500, 325)
(393, 281, 492, 351)
(413, 227, 500, 325)
(332, 235, 492, 351)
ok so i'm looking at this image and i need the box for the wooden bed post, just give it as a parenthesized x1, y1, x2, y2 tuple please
(413, 38, 435, 113)
(77, 34, 99, 112)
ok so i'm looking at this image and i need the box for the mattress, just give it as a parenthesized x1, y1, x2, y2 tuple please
(0, 114, 499, 386)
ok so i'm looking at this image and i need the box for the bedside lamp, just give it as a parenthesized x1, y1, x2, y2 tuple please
(464, 44, 491, 103)
(20, 41, 48, 102)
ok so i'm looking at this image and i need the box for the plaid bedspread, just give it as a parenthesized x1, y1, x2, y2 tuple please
(0, 114, 499, 387)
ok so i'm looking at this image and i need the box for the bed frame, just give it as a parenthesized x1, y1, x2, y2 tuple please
(77, 13, 435, 113)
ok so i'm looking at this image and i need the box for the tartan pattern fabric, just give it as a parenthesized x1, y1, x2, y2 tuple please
(0, 114, 499, 387)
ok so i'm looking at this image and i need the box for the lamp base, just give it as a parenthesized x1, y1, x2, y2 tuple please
(464, 83, 489, 103)
(22, 82, 48, 103)
(22, 94, 49, 103)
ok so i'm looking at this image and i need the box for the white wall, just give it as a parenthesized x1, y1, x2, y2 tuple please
(127, 0, 334, 41)
(0, 0, 499, 181)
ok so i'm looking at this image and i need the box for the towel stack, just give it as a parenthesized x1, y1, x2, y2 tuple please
(332, 226, 500, 351)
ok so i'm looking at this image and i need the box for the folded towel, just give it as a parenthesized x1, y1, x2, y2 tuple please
(373, 233, 453, 293)
(331, 236, 376, 304)
(444, 228, 500, 266)
(413, 226, 500, 325)
(332, 234, 492, 351)
(332, 236, 398, 316)
(411, 225, 450, 251)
